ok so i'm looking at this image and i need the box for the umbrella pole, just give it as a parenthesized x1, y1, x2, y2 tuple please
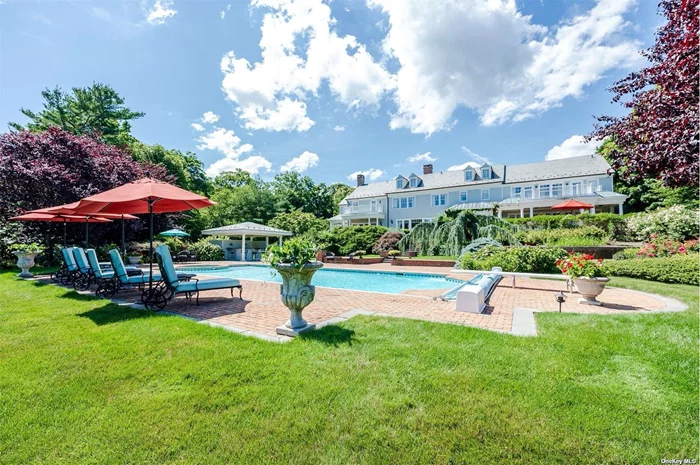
(149, 201, 154, 292)
(85, 218, 89, 248)
(63, 219, 67, 247)
(121, 215, 126, 256)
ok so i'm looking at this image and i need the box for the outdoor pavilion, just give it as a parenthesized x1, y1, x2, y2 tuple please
(201, 222, 292, 261)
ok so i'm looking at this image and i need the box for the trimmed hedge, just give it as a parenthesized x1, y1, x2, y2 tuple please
(458, 246, 567, 273)
(317, 226, 388, 256)
(604, 255, 699, 285)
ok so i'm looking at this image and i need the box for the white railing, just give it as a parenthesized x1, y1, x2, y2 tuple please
(340, 205, 384, 215)
(515, 185, 602, 200)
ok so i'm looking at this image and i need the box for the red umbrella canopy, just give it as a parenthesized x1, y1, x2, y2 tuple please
(551, 199, 595, 210)
(69, 177, 216, 214)
(31, 202, 139, 219)
(10, 213, 112, 223)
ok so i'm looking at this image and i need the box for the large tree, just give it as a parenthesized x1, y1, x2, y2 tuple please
(130, 142, 210, 195)
(589, 0, 698, 187)
(9, 83, 144, 147)
(0, 128, 170, 264)
(327, 183, 355, 215)
(271, 171, 335, 218)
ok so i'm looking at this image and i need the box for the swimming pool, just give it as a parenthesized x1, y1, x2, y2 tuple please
(177, 265, 466, 295)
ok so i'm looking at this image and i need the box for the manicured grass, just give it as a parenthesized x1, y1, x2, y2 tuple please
(0, 271, 697, 464)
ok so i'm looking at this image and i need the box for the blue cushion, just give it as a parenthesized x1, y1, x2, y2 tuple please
(177, 278, 240, 293)
(126, 274, 162, 285)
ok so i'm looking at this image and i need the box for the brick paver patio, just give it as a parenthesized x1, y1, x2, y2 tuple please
(40, 262, 685, 341)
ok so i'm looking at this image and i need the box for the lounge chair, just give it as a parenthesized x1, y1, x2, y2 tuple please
(176, 250, 197, 263)
(147, 244, 242, 310)
(86, 249, 115, 286)
(58, 248, 82, 285)
(95, 249, 163, 299)
(71, 247, 97, 291)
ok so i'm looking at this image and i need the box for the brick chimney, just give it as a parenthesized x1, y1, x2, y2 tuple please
(357, 173, 365, 187)
(423, 164, 433, 175)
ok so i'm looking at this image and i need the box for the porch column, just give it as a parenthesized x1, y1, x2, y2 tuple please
(265, 236, 269, 248)
(618, 203, 624, 215)
(519, 207, 524, 218)
(497, 209, 502, 219)
(579, 208, 585, 214)
(529, 207, 533, 217)
(368, 218, 371, 225)
(241, 234, 246, 261)
(279, 236, 282, 246)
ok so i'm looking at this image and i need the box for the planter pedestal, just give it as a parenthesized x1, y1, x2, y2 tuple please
(574, 277, 610, 306)
(274, 262, 323, 337)
(14, 252, 38, 279)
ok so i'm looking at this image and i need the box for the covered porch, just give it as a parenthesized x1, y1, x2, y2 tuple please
(201, 222, 292, 261)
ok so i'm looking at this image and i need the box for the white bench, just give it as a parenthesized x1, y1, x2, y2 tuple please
(454, 269, 573, 293)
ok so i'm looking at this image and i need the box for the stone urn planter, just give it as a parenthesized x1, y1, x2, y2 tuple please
(13, 252, 38, 279)
(406, 250, 418, 258)
(574, 277, 610, 306)
(274, 262, 324, 336)
(128, 255, 141, 265)
(378, 250, 388, 258)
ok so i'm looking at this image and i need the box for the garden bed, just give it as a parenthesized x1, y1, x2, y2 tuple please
(324, 257, 384, 265)
(561, 245, 628, 259)
(391, 258, 456, 268)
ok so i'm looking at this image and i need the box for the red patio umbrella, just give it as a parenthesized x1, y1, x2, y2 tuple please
(67, 176, 216, 302)
(10, 213, 112, 247)
(551, 199, 594, 212)
(31, 202, 139, 253)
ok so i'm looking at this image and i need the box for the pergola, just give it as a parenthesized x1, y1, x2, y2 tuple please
(201, 222, 292, 261)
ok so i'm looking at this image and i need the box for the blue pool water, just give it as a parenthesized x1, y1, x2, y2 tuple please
(177, 265, 465, 294)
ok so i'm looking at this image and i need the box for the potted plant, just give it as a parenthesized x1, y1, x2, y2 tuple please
(127, 253, 142, 265)
(10, 243, 44, 278)
(556, 253, 609, 306)
(388, 250, 402, 260)
(263, 237, 323, 336)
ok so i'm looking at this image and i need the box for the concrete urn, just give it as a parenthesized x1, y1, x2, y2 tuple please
(13, 252, 38, 279)
(273, 262, 323, 336)
(574, 277, 610, 306)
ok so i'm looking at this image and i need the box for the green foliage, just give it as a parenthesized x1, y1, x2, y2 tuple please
(399, 211, 520, 256)
(612, 248, 640, 260)
(387, 250, 402, 257)
(603, 255, 699, 285)
(625, 206, 700, 241)
(372, 231, 404, 253)
(268, 210, 328, 237)
(129, 142, 209, 195)
(189, 239, 224, 261)
(263, 237, 318, 270)
(9, 83, 144, 146)
(9, 243, 44, 254)
(517, 226, 609, 246)
(205, 179, 278, 226)
(317, 226, 387, 255)
(507, 213, 626, 235)
(272, 172, 334, 218)
(163, 237, 186, 253)
(461, 237, 503, 254)
(556, 253, 606, 278)
(327, 183, 355, 215)
(97, 243, 119, 261)
(458, 246, 567, 273)
(213, 170, 256, 190)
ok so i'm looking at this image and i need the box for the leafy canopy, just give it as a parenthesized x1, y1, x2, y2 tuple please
(10, 83, 144, 147)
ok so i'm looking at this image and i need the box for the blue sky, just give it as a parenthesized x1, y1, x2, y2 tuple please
(0, 0, 660, 185)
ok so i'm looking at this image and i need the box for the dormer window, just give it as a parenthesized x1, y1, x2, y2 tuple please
(408, 173, 421, 188)
(410, 177, 417, 188)
(481, 166, 491, 179)
(396, 179, 403, 189)
(465, 169, 474, 181)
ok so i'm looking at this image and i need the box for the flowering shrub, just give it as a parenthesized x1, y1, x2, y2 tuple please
(556, 253, 606, 279)
(636, 236, 699, 258)
(625, 206, 699, 241)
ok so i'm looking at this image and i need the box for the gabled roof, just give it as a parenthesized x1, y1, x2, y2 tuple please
(202, 222, 293, 237)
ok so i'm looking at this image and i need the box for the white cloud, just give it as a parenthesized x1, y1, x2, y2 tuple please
(546, 135, 602, 160)
(280, 151, 320, 173)
(219, 0, 393, 132)
(347, 168, 385, 182)
(191, 123, 205, 132)
(206, 156, 273, 177)
(196, 128, 243, 157)
(201, 111, 220, 124)
(146, 0, 176, 25)
(447, 162, 480, 171)
(370, 0, 641, 133)
(406, 151, 436, 163)
(220, 4, 231, 19)
(460, 146, 491, 165)
(333, 125, 346, 132)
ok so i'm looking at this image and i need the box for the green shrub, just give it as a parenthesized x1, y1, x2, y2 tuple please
(603, 255, 699, 285)
(372, 231, 404, 253)
(189, 239, 224, 261)
(97, 243, 119, 261)
(461, 237, 503, 253)
(507, 213, 626, 237)
(316, 226, 387, 255)
(163, 237, 186, 253)
(387, 250, 402, 257)
(517, 226, 608, 246)
(263, 237, 317, 270)
(625, 206, 700, 241)
(458, 246, 567, 273)
(612, 248, 640, 260)
(268, 210, 329, 237)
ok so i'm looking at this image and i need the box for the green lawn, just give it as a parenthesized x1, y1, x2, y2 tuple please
(0, 271, 697, 464)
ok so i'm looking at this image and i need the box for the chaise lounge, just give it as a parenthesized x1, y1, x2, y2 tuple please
(95, 249, 164, 299)
(146, 244, 242, 310)
(58, 248, 82, 286)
